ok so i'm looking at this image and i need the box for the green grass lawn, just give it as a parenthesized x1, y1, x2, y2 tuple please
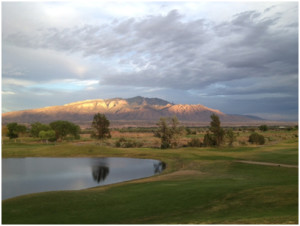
(2, 137, 298, 224)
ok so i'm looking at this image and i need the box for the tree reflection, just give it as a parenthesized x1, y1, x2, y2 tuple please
(153, 162, 166, 174)
(92, 165, 109, 183)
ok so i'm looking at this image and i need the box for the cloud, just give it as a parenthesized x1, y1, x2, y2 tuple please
(2, 78, 36, 87)
(2, 2, 298, 120)
(2, 91, 16, 95)
(5, 5, 297, 90)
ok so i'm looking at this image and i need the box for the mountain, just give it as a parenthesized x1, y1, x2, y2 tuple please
(2, 96, 264, 126)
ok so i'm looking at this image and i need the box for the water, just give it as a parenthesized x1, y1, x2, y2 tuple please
(2, 157, 166, 200)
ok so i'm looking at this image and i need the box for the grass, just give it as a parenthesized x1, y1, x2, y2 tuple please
(2, 136, 298, 224)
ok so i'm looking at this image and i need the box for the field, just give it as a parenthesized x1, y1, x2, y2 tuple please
(2, 128, 298, 224)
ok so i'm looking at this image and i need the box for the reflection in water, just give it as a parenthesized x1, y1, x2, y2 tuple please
(3, 157, 167, 200)
(92, 161, 166, 183)
(92, 165, 110, 183)
(154, 162, 166, 174)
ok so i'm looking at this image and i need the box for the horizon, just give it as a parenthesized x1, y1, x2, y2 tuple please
(2, 1, 298, 121)
(2, 95, 297, 122)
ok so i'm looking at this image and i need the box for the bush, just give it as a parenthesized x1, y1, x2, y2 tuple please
(203, 132, 216, 147)
(226, 129, 237, 146)
(249, 132, 265, 145)
(187, 137, 202, 147)
(115, 137, 143, 148)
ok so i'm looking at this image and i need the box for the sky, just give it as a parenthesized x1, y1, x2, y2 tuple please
(2, 1, 298, 121)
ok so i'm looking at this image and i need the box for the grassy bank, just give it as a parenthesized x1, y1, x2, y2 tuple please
(2, 137, 298, 224)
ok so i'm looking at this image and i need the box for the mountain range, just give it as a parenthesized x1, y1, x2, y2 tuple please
(2, 96, 264, 126)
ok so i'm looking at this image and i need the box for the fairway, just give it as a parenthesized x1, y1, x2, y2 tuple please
(2, 137, 298, 224)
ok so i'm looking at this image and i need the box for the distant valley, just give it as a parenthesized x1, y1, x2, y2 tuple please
(2, 96, 270, 127)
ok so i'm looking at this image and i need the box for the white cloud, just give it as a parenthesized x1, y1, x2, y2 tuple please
(2, 91, 16, 95)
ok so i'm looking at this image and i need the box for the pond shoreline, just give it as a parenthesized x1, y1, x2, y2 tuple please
(3, 157, 166, 200)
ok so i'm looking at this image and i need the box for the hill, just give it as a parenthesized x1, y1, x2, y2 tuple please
(2, 96, 264, 127)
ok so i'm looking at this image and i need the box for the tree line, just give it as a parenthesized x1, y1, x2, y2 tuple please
(5, 121, 81, 143)
(4, 113, 110, 143)
(4, 113, 266, 147)
(90, 113, 266, 148)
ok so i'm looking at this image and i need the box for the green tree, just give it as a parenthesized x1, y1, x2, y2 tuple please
(68, 123, 81, 140)
(209, 114, 225, 146)
(91, 113, 111, 140)
(6, 123, 27, 140)
(30, 122, 51, 137)
(39, 130, 56, 143)
(50, 121, 80, 140)
(154, 116, 183, 149)
(259, 125, 268, 132)
(155, 117, 172, 149)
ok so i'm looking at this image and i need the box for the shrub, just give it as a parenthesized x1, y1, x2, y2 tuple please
(203, 132, 216, 147)
(115, 137, 143, 148)
(226, 129, 237, 146)
(186, 128, 192, 135)
(249, 132, 265, 145)
(187, 137, 202, 147)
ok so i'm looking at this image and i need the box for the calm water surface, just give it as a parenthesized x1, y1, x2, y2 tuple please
(2, 157, 166, 200)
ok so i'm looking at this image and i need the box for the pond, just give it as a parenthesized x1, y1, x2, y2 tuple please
(2, 157, 166, 200)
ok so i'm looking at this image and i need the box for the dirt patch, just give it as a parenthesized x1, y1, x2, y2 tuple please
(235, 160, 298, 168)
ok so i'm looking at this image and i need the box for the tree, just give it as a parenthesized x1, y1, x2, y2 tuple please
(155, 117, 172, 149)
(91, 113, 111, 140)
(209, 114, 225, 146)
(6, 123, 18, 140)
(259, 125, 268, 132)
(170, 116, 184, 147)
(226, 128, 237, 146)
(50, 121, 80, 140)
(154, 116, 183, 149)
(6, 123, 27, 140)
(68, 123, 81, 140)
(30, 122, 51, 137)
(39, 130, 56, 143)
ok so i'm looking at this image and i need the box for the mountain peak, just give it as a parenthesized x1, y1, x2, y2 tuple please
(125, 96, 172, 106)
(2, 96, 263, 126)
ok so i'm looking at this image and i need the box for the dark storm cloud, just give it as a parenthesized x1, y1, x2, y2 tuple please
(212, 10, 298, 76)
